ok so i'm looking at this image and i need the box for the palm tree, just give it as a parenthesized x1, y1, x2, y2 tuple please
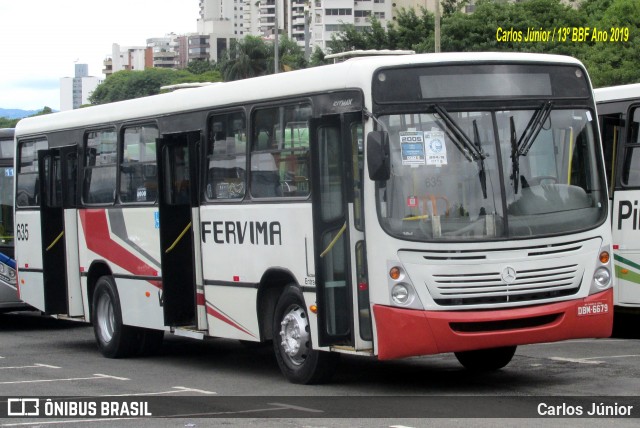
(219, 36, 268, 81)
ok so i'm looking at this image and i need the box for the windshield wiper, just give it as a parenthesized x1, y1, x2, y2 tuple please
(510, 101, 553, 194)
(473, 120, 487, 199)
(510, 116, 520, 194)
(517, 101, 553, 156)
(432, 104, 488, 199)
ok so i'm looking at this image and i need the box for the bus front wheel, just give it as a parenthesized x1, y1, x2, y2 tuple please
(91, 275, 137, 358)
(272, 285, 338, 384)
(454, 346, 517, 371)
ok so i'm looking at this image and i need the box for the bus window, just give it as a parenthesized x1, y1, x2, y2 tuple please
(250, 104, 311, 198)
(120, 126, 159, 203)
(622, 107, 640, 186)
(206, 112, 246, 200)
(16, 139, 48, 207)
(600, 114, 624, 194)
(83, 130, 117, 205)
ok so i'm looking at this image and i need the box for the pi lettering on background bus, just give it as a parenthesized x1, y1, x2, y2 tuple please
(617, 200, 639, 230)
(201, 221, 282, 245)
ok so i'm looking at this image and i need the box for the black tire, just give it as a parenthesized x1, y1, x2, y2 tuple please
(273, 285, 338, 384)
(91, 275, 137, 358)
(454, 346, 517, 372)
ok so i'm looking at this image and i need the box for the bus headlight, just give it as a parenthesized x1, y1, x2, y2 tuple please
(391, 283, 413, 306)
(0, 262, 16, 285)
(593, 267, 611, 289)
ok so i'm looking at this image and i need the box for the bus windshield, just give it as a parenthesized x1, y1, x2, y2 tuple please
(0, 139, 14, 247)
(375, 107, 606, 241)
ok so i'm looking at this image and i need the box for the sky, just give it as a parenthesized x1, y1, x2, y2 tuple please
(0, 0, 199, 111)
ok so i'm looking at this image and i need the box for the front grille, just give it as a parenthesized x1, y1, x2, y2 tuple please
(431, 264, 581, 306)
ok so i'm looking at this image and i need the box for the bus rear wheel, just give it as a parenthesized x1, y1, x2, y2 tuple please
(91, 275, 137, 358)
(272, 286, 338, 384)
(454, 346, 517, 371)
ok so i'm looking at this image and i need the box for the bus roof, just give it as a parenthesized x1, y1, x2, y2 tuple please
(324, 49, 416, 63)
(0, 128, 15, 139)
(594, 83, 640, 103)
(16, 52, 585, 137)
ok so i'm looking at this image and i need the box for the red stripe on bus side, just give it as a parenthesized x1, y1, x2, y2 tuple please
(205, 301, 257, 339)
(79, 209, 161, 289)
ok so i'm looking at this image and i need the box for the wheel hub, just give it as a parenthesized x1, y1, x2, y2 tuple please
(96, 293, 115, 344)
(279, 306, 310, 365)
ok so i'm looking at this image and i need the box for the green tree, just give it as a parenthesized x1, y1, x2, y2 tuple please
(328, 18, 390, 53)
(218, 36, 269, 81)
(267, 36, 307, 72)
(0, 117, 19, 128)
(88, 67, 222, 104)
(89, 68, 177, 104)
(309, 46, 328, 67)
(580, 0, 640, 87)
(187, 59, 216, 75)
(441, 0, 470, 16)
(388, 7, 435, 52)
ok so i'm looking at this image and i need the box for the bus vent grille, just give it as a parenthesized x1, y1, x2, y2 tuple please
(431, 264, 581, 306)
(449, 313, 561, 333)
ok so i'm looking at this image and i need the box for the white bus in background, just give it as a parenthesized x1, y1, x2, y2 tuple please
(14, 53, 613, 384)
(0, 128, 26, 312)
(595, 83, 640, 318)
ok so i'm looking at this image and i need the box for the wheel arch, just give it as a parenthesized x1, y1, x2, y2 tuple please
(86, 260, 113, 318)
(257, 268, 300, 341)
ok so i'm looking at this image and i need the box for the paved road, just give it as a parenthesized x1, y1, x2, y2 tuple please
(0, 311, 639, 427)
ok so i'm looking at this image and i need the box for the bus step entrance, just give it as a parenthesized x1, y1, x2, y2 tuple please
(171, 326, 205, 340)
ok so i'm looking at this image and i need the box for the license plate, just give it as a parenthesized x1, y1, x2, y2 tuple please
(577, 301, 609, 316)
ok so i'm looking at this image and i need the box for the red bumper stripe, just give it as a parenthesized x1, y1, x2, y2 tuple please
(373, 289, 613, 360)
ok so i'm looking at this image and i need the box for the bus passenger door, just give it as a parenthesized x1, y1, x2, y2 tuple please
(311, 113, 366, 348)
(612, 105, 640, 305)
(157, 132, 199, 327)
(38, 147, 82, 316)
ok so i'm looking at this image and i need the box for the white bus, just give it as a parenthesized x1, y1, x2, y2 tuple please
(0, 128, 26, 312)
(14, 53, 614, 384)
(595, 83, 640, 316)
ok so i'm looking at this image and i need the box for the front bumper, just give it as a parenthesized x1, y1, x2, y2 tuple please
(373, 288, 613, 360)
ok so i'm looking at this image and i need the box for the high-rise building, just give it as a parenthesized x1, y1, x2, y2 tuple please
(60, 64, 103, 111)
(198, 0, 393, 54)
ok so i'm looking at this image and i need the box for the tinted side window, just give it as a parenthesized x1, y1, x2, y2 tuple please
(622, 107, 640, 187)
(16, 139, 48, 207)
(83, 130, 117, 205)
(250, 104, 311, 198)
(206, 112, 246, 200)
(120, 126, 159, 203)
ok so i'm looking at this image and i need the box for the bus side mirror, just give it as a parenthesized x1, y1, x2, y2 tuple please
(367, 131, 390, 181)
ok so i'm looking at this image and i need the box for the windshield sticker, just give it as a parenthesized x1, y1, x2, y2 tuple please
(586, 111, 592, 122)
(424, 131, 448, 166)
(407, 196, 418, 208)
(400, 131, 426, 166)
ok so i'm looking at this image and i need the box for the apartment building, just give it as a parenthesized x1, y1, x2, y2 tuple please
(60, 64, 103, 111)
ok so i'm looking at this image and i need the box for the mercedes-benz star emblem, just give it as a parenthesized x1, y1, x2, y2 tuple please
(501, 266, 517, 284)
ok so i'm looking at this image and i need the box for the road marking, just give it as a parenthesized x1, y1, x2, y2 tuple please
(1, 417, 138, 427)
(550, 357, 603, 364)
(150, 402, 325, 418)
(0, 373, 128, 385)
(94, 373, 129, 381)
(99, 386, 216, 397)
(0, 363, 61, 370)
(173, 386, 216, 395)
(550, 353, 640, 365)
(268, 403, 324, 413)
